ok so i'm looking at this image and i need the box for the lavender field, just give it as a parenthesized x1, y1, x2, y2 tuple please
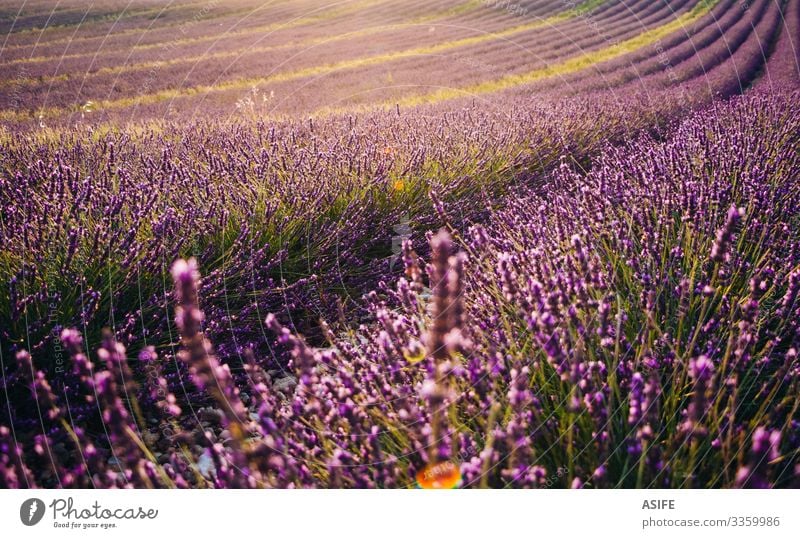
(1, 0, 799, 489)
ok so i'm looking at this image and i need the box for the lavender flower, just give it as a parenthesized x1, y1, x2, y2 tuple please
(735, 427, 781, 488)
(710, 206, 744, 263)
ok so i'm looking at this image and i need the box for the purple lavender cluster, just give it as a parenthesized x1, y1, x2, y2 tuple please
(2, 85, 798, 488)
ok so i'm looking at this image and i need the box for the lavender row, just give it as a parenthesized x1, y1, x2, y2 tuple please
(2, 86, 798, 488)
(539, 0, 744, 94)
(756, 0, 800, 87)
(1, 92, 681, 378)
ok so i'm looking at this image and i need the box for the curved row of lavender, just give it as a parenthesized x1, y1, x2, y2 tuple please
(1, 1, 799, 487)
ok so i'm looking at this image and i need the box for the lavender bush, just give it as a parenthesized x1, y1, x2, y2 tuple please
(2, 86, 798, 488)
